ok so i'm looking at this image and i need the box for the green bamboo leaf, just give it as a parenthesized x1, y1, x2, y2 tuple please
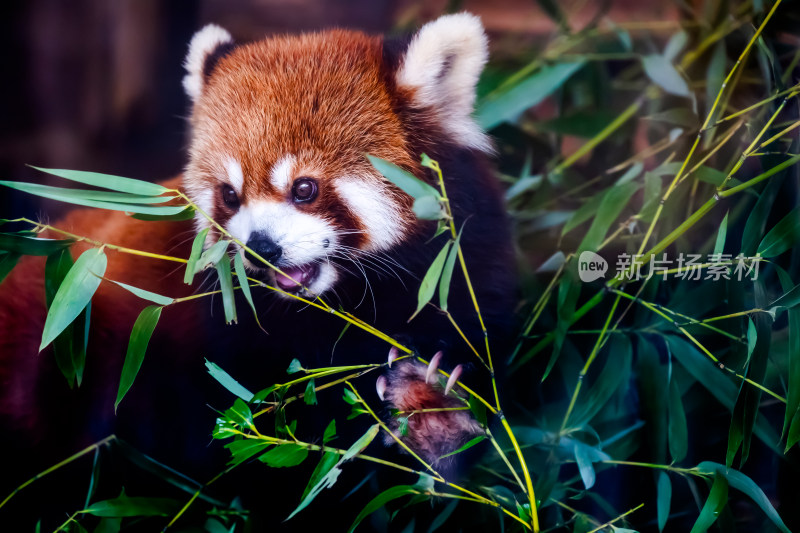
(639, 171, 663, 222)
(439, 228, 463, 311)
(543, 281, 581, 382)
(304, 378, 318, 405)
(577, 181, 640, 253)
(757, 206, 800, 257)
(741, 166, 786, 255)
(410, 240, 452, 321)
(184, 228, 209, 284)
(84, 446, 102, 509)
(412, 196, 445, 220)
(205, 359, 255, 402)
(0, 232, 73, 256)
(45, 249, 82, 387)
(574, 442, 596, 489)
(468, 395, 488, 427)
(704, 41, 727, 139)
(40, 248, 106, 351)
(225, 439, 272, 467)
(562, 193, 604, 236)
(570, 335, 632, 427)
(668, 378, 688, 463)
(695, 462, 790, 533)
(113, 439, 226, 507)
(83, 493, 180, 518)
(115, 305, 162, 411)
(657, 472, 671, 532)
(689, 473, 728, 533)
(131, 206, 196, 221)
(30, 166, 169, 196)
(288, 358, 304, 374)
(713, 211, 729, 255)
(194, 240, 230, 275)
(215, 256, 237, 324)
(224, 398, 254, 429)
(259, 443, 308, 468)
(323, 420, 337, 444)
(105, 279, 174, 306)
(0, 181, 186, 215)
(776, 267, 800, 450)
(348, 485, 419, 533)
(438, 435, 486, 460)
(476, 61, 585, 129)
(366, 154, 440, 200)
(0, 252, 20, 285)
(234, 251, 260, 328)
(642, 55, 690, 97)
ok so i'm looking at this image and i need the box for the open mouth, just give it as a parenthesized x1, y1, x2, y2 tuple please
(272, 263, 320, 293)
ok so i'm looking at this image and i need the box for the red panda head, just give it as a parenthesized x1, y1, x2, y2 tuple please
(182, 14, 490, 297)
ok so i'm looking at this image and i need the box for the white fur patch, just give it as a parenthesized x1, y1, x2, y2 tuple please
(227, 201, 336, 267)
(183, 24, 233, 102)
(269, 155, 296, 192)
(225, 157, 244, 193)
(396, 13, 491, 152)
(335, 177, 406, 251)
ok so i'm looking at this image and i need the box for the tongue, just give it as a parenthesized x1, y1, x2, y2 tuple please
(276, 266, 309, 290)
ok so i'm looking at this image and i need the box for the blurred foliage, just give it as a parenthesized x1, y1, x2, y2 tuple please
(2, 0, 800, 531)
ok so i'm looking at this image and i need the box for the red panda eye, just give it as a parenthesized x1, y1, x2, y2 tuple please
(292, 177, 318, 202)
(221, 184, 239, 209)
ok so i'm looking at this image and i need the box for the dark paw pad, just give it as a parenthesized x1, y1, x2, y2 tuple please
(376, 349, 482, 466)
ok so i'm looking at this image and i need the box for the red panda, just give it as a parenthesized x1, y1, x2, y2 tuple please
(0, 12, 515, 526)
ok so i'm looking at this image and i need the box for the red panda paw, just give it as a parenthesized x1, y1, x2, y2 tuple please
(376, 350, 483, 468)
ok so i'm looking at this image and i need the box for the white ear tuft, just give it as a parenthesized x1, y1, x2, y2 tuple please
(396, 13, 491, 152)
(183, 24, 233, 102)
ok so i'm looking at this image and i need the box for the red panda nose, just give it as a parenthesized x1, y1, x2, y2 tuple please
(246, 233, 283, 265)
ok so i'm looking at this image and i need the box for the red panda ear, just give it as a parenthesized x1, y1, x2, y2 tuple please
(183, 24, 235, 103)
(396, 13, 492, 152)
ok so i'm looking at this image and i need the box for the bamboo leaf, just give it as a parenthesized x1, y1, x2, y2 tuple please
(205, 359, 255, 402)
(348, 485, 419, 533)
(695, 462, 790, 533)
(410, 240, 451, 321)
(439, 227, 463, 311)
(323, 420, 337, 444)
(0, 252, 20, 285)
(776, 267, 800, 450)
(642, 55, 691, 97)
(577, 181, 640, 253)
(0, 181, 186, 215)
(476, 61, 585, 129)
(105, 278, 174, 306)
(668, 378, 688, 463)
(184, 228, 209, 284)
(234, 251, 260, 328)
(438, 435, 486, 460)
(195, 240, 230, 275)
(225, 439, 272, 467)
(83, 493, 180, 517)
(30, 166, 169, 196)
(259, 443, 308, 468)
(713, 211, 729, 255)
(689, 473, 728, 533)
(215, 256, 237, 324)
(574, 442, 596, 489)
(0, 232, 73, 256)
(657, 472, 671, 532)
(115, 305, 162, 410)
(412, 196, 445, 220)
(40, 248, 107, 351)
(304, 378, 318, 405)
(366, 154, 440, 200)
(757, 206, 800, 257)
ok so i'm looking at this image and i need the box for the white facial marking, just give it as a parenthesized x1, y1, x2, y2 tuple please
(269, 155, 296, 192)
(335, 177, 406, 251)
(227, 200, 336, 267)
(225, 157, 244, 193)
